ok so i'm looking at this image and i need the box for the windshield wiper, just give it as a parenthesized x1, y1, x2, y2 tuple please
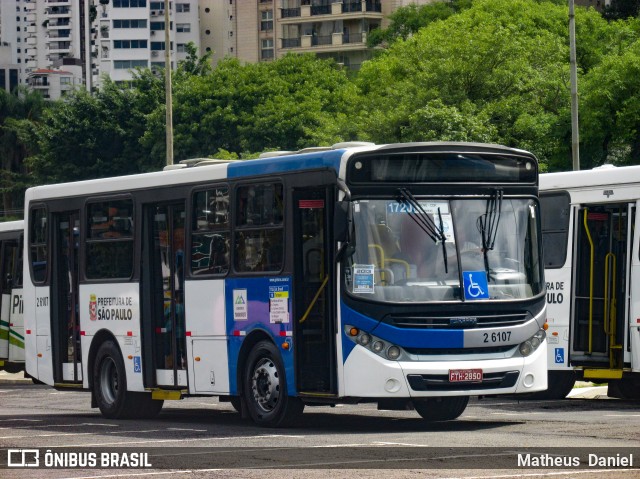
(397, 188, 448, 273)
(478, 189, 503, 278)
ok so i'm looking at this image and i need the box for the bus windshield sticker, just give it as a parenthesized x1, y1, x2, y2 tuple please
(233, 289, 248, 321)
(353, 264, 375, 294)
(269, 285, 289, 323)
(462, 271, 490, 300)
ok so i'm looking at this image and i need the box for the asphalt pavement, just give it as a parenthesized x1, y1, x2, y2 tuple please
(0, 371, 611, 397)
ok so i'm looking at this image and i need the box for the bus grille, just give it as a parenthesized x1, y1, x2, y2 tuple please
(384, 312, 529, 329)
(407, 371, 519, 391)
(404, 345, 515, 355)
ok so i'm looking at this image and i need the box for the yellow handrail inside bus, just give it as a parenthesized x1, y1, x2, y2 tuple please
(299, 275, 329, 325)
(603, 252, 615, 336)
(583, 209, 594, 355)
(384, 258, 411, 278)
(368, 243, 387, 284)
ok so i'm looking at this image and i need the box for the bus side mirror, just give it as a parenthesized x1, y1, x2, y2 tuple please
(333, 201, 349, 243)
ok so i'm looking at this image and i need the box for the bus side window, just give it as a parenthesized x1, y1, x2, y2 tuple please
(191, 186, 230, 275)
(234, 183, 284, 273)
(540, 192, 570, 269)
(30, 207, 48, 284)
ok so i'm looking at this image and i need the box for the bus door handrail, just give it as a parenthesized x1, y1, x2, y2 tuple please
(299, 275, 329, 325)
(583, 209, 594, 355)
(603, 252, 616, 336)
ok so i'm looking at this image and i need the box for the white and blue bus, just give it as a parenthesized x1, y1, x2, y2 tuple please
(0, 220, 24, 373)
(540, 165, 640, 399)
(23, 142, 547, 426)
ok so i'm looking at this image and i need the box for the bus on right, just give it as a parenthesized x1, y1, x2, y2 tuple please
(540, 165, 640, 399)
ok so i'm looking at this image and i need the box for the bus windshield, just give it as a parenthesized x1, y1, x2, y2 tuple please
(344, 196, 543, 303)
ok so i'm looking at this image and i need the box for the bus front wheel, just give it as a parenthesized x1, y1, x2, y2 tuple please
(413, 396, 469, 422)
(242, 340, 303, 427)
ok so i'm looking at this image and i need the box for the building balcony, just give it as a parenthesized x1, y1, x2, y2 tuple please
(279, 1, 382, 20)
(281, 30, 367, 52)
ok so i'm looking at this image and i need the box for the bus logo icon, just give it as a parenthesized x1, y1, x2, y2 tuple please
(8, 449, 39, 467)
(89, 294, 97, 321)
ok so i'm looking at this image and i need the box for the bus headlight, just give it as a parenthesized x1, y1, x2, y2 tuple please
(519, 329, 546, 357)
(386, 346, 401, 360)
(344, 325, 405, 361)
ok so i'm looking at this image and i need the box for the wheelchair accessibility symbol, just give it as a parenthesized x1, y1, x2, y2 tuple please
(463, 271, 489, 300)
(555, 348, 565, 364)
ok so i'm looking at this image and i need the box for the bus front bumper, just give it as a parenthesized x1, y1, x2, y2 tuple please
(343, 340, 547, 398)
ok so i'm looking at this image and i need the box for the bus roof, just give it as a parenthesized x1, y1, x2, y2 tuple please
(25, 141, 536, 203)
(540, 164, 640, 191)
(0, 220, 24, 233)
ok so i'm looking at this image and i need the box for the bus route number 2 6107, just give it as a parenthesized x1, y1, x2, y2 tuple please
(483, 331, 511, 343)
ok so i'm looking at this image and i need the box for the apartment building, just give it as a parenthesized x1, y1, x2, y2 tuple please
(0, 0, 438, 99)
(0, 0, 201, 99)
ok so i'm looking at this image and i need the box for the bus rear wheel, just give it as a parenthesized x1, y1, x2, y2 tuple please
(242, 340, 303, 427)
(413, 396, 469, 422)
(93, 340, 163, 419)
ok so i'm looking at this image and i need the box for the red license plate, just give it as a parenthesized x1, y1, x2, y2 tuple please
(449, 369, 483, 383)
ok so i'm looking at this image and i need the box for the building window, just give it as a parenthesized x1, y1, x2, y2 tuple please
(114, 59, 149, 69)
(113, 0, 147, 7)
(176, 23, 191, 33)
(176, 3, 190, 13)
(177, 43, 186, 52)
(261, 38, 274, 59)
(151, 41, 172, 50)
(113, 19, 147, 28)
(261, 10, 273, 31)
(114, 39, 148, 48)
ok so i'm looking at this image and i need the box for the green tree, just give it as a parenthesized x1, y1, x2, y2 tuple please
(367, 0, 471, 48)
(356, 0, 631, 170)
(142, 54, 359, 163)
(580, 41, 640, 167)
(28, 79, 158, 183)
(0, 87, 46, 217)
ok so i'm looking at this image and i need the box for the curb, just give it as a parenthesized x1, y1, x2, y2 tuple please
(0, 372, 33, 385)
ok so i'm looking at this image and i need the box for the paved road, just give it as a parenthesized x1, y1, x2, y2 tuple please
(0, 378, 638, 478)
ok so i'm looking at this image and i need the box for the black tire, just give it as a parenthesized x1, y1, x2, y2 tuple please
(229, 396, 242, 413)
(242, 340, 303, 427)
(413, 396, 469, 422)
(3, 362, 24, 374)
(528, 370, 576, 400)
(608, 378, 640, 400)
(93, 340, 163, 419)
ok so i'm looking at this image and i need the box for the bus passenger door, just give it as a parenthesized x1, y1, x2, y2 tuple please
(51, 212, 82, 383)
(571, 204, 631, 373)
(630, 203, 640, 373)
(292, 188, 336, 395)
(1, 239, 24, 366)
(144, 203, 187, 388)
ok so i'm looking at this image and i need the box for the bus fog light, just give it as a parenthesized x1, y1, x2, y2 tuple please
(358, 333, 372, 346)
(386, 346, 401, 360)
(372, 341, 384, 353)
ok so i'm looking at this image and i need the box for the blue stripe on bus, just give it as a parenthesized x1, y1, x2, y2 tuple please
(340, 303, 464, 362)
(224, 276, 295, 396)
(226, 150, 344, 178)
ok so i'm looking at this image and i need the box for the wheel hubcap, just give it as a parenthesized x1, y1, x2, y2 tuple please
(99, 357, 118, 405)
(251, 358, 280, 413)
